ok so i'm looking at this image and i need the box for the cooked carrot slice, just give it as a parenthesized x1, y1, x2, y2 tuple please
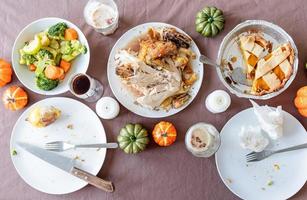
(45, 65, 65, 80)
(59, 60, 71, 73)
(28, 64, 36, 71)
(64, 28, 78, 40)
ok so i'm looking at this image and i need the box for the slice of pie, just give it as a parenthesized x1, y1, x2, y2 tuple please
(239, 33, 269, 79)
(251, 43, 294, 95)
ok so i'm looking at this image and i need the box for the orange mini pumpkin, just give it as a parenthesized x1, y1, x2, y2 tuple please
(2, 86, 28, 111)
(294, 86, 307, 117)
(152, 121, 177, 146)
(0, 59, 12, 87)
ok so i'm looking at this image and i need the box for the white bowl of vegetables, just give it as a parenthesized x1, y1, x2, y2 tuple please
(12, 17, 90, 95)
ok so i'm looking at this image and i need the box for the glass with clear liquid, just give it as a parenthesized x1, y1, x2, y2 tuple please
(84, 0, 119, 35)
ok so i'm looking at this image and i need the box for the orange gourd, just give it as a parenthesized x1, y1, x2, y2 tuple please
(2, 86, 28, 111)
(294, 86, 307, 117)
(152, 121, 177, 146)
(0, 59, 12, 87)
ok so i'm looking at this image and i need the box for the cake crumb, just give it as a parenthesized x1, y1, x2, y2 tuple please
(273, 164, 280, 171)
(74, 155, 85, 162)
(74, 155, 80, 161)
(67, 124, 74, 129)
(226, 178, 232, 184)
(230, 56, 237, 63)
(12, 149, 17, 156)
(267, 180, 274, 186)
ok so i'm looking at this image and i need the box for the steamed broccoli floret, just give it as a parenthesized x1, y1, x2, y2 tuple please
(37, 32, 50, 46)
(60, 40, 87, 62)
(71, 40, 87, 54)
(20, 54, 37, 65)
(36, 72, 59, 91)
(49, 39, 60, 49)
(54, 53, 62, 65)
(36, 49, 53, 60)
(34, 58, 55, 76)
(47, 22, 68, 40)
(60, 41, 73, 55)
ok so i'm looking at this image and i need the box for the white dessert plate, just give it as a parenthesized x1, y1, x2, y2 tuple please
(12, 17, 90, 95)
(10, 97, 106, 194)
(215, 107, 307, 200)
(107, 22, 203, 118)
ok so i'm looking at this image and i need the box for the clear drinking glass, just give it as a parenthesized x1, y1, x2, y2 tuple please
(185, 122, 221, 158)
(84, 0, 119, 35)
(69, 73, 104, 102)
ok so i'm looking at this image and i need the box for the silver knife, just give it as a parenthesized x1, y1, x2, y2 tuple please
(18, 142, 114, 193)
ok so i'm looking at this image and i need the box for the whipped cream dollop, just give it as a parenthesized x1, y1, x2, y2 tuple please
(239, 125, 269, 152)
(250, 100, 283, 140)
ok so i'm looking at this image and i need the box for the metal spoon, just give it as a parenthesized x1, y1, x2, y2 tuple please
(199, 55, 251, 86)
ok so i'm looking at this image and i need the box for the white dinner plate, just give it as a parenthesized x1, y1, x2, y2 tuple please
(107, 22, 203, 118)
(10, 97, 106, 194)
(215, 108, 307, 200)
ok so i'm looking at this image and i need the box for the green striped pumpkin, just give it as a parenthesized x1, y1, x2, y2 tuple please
(117, 123, 149, 154)
(195, 6, 225, 37)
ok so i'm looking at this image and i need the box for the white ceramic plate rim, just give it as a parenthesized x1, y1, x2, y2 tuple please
(107, 22, 203, 118)
(10, 97, 106, 194)
(12, 17, 90, 95)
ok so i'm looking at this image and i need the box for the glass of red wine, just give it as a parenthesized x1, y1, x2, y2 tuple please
(69, 73, 104, 102)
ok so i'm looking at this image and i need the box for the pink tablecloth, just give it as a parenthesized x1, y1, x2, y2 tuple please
(0, 0, 306, 199)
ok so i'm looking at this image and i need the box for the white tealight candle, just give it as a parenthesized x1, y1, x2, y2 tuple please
(205, 90, 231, 113)
(96, 97, 120, 119)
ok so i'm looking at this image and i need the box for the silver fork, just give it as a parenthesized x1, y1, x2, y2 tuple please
(45, 141, 119, 152)
(246, 143, 307, 162)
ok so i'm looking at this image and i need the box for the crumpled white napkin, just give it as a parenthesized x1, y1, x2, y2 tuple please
(250, 100, 283, 140)
(239, 125, 269, 152)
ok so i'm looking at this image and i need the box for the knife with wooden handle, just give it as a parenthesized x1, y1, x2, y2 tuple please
(71, 167, 114, 192)
(18, 142, 114, 192)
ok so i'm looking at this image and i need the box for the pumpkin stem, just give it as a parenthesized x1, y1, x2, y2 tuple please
(6, 97, 16, 103)
(129, 135, 136, 141)
(162, 132, 168, 137)
(208, 17, 214, 23)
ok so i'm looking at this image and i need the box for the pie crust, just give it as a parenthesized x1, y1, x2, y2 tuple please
(239, 33, 294, 95)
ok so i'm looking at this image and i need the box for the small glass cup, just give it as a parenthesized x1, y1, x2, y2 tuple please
(69, 73, 104, 102)
(185, 122, 221, 158)
(84, 0, 119, 35)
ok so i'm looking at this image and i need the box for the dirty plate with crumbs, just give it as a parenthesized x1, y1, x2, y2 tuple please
(215, 108, 307, 200)
(10, 97, 107, 194)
